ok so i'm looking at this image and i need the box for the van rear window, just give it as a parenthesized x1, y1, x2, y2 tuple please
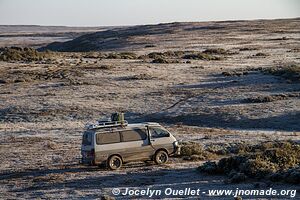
(82, 132, 92, 145)
(96, 132, 121, 145)
(121, 129, 147, 142)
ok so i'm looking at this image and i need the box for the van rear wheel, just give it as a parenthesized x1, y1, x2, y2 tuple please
(154, 150, 168, 165)
(108, 155, 122, 170)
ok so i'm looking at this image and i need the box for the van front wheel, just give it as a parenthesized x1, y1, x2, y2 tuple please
(154, 150, 168, 165)
(108, 155, 122, 170)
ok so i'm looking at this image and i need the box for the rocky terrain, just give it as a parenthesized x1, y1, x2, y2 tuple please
(0, 18, 300, 199)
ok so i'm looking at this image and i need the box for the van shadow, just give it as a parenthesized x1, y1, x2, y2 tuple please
(1, 162, 167, 182)
(11, 163, 230, 200)
(0, 164, 101, 181)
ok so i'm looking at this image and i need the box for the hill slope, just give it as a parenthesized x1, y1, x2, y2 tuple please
(40, 18, 300, 52)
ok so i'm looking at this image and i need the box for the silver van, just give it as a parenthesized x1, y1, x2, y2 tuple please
(81, 120, 180, 170)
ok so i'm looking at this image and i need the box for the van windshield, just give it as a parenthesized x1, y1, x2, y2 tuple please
(149, 127, 170, 138)
(82, 131, 93, 145)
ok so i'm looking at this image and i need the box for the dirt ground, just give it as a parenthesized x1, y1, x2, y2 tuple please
(0, 18, 300, 199)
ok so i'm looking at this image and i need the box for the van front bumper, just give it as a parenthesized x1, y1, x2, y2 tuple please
(175, 146, 181, 155)
(170, 144, 180, 156)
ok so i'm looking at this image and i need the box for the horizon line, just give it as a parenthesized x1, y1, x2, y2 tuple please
(0, 17, 299, 28)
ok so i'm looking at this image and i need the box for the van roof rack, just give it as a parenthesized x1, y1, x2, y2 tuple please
(143, 122, 160, 126)
(86, 120, 128, 130)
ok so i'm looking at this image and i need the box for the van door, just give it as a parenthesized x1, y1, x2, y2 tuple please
(120, 128, 153, 161)
(148, 127, 175, 154)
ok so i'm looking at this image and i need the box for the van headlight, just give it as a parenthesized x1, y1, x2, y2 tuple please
(174, 141, 179, 147)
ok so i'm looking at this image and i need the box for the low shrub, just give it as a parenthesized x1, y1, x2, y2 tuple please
(242, 94, 288, 103)
(123, 73, 155, 81)
(82, 52, 105, 59)
(239, 47, 259, 51)
(147, 51, 186, 59)
(198, 141, 300, 184)
(106, 52, 137, 59)
(263, 64, 300, 82)
(243, 93, 300, 104)
(148, 52, 165, 59)
(222, 71, 248, 77)
(287, 48, 300, 53)
(181, 142, 218, 161)
(140, 50, 225, 62)
(145, 44, 156, 48)
(203, 48, 228, 55)
(0, 47, 54, 62)
(183, 53, 222, 61)
(99, 65, 114, 70)
(254, 52, 269, 57)
(152, 57, 169, 64)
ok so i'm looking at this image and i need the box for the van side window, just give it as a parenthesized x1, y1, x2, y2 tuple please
(150, 128, 170, 138)
(96, 132, 121, 144)
(122, 129, 147, 142)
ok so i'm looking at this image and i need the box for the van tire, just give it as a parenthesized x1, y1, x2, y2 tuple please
(107, 155, 122, 170)
(154, 150, 168, 165)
